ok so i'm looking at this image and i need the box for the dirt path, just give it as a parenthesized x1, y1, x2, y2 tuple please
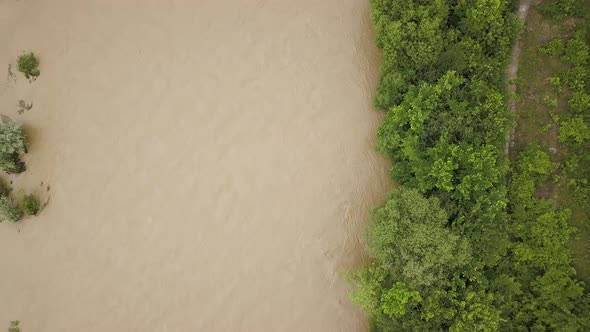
(506, 0, 534, 157)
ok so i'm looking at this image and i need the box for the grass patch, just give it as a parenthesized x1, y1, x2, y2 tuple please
(558, 175, 590, 280)
(513, 6, 568, 159)
(514, 1, 590, 282)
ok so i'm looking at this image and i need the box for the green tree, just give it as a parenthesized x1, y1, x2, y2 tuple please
(458, 0, 518, 59)
(17, 52, 40, 80)
(0, 120, 27, 155)
(0, 153, 23, 174)
(353, 0, 590, 330)
(366, 188, 471, 288)
(560, 115, 590, 144)
(0, 120, 27, 173)
(370, 0, 453, 108)
(349, 265, 388, 316)
(0, 194, 23, 222)
(380, 282, 422, 318)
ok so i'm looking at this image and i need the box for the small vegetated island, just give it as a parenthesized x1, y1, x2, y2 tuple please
(0, 52, 42, 222)
(350, 0, 590, 331)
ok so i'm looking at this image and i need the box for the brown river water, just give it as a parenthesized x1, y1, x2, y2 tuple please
(0, 1, 391, 330)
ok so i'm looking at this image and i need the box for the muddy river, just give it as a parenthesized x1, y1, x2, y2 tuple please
(0, 1, 390, 330)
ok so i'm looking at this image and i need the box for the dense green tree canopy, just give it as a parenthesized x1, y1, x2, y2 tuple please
(352, 0, 590, 330)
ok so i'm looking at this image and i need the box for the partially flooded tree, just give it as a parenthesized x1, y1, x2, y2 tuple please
(350, 189, 473, 329)
(0, 117, 27, 174)
(0, 194, 23, 222)
(17, 52, 40, 81)
(365, 188, 471, 288)
(8, 320, 20, 332)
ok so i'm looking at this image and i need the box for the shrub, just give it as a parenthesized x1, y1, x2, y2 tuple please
(568, 91, 590, 113)
(0, 153, 24, 174)
(0, 180, 10, 197)
(505, 147, 588, 330)
(8, 321, 20, 332)
(549, 76, 562, 91)
(539, 0, 584, 19)
(0, 194, 23, 222)
(517, 145, 558, 175)
(0, 120, 26, 155)
(21, 194, 40, 215)
(544, 95, 558, 107)
(0, 120, 27, 173)
(541, 39, 565, 56)
(17, 52, 40, 80)
(560, 115, 590, 144)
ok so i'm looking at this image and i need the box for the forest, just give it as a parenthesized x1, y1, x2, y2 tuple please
(350, 0, 590, 330)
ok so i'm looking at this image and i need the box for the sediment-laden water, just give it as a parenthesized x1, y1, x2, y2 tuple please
(0, 1, 390, 330)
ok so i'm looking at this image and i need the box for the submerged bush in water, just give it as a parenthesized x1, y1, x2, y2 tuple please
(0, 120, 27, 174)
(0, 194, 23, 222)
(8, 321, 20, 332)
(21, 194, 41, 216)
(17, 52, 40, 80)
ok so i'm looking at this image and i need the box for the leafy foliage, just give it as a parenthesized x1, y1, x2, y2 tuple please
(351, 0, 590, 330)
(539, 0, 585, 19)
(0, 194, 23, 222)
(17, 52, 40, 80)
(0, 120, 27, 174)
(560, 115, 590, 143)
(7, 321, 20, 332)
(543, 24, 590, 215)
(0, 120, 27, 156)
(370, 0, 453, 108)
(547, 28, 590, 146)
(20, 194, 40, 216)
(366, 188, 471, 288)
(380, 282, 422, 318)
(370, 0, 518, 110)
(352, 189, 486, 330)
(501, 146, 589, 330)
(0, 153, 24, 174)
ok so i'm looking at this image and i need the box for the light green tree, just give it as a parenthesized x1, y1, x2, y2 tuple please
(0, 194, 23, 222)
(0, 120, 27, 173)
(366, 188, 471, 288)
